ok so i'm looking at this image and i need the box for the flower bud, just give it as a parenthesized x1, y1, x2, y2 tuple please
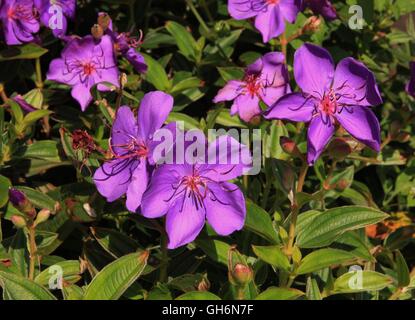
(197, 277, 211, 292)
(248, 115, 261, 126)
(327, 138, 352, 161)
(303, 16, 322, 33)
(395, 132, 410, 143)
(8, 188, 34, 216)
(280, 137, 302, 158)
(11, 215, 27, 229)
(98, 12, 111, 31)
(91, 24, 104, 40)
(34, 209, 50, 226)
(231, 263, 253, 286)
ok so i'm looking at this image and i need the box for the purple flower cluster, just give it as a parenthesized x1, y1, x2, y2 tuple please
(93, 91, 253, 249)
(0, 0, 75, 44)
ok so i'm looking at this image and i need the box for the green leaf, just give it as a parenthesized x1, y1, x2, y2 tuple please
(395, 250, 410, 287)
(332, 271, 393, 294)
(17, 140, 61, 162)
(214, 109, 247, 128)
(0, 44, 48, 61)
(255, 287, 304, 300)
(306, 277, 322, 300)
(83, 251, 149, 300)
(142, 53, 171, 91)
(217, 67, 244, 82)
(165, 21, 199, 62)
(0, 175, 11, 208)
(15, 186, 56, 211)
(195, 238, 231, 266)
(252, 245, 290, 271)
(91, 227, 141, 258)
(176, 291, 221, 300)
(296, 206, 388, 248)
(245, 200, 279, 244)
(21, 110, 52, 128)
(35, 260, 81, 286)
(296, 249, 355, 275)
(0, 271, 56, 300)
(167, 112, 200, 130)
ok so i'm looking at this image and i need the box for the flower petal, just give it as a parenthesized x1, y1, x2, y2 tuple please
(228, 0, 259, 20)
(205, 182, 246, 235)
(93, 159, 138, 202)
(264, 93, 315, 122)
(124, 48, 148, 74)
(166, 196, 206, 249)
(125, 160, 149, 212)
(141, 165, 191, 218)
(254, 5, 285, 43)
(294, 43, 334, 97)
(336, 105, 380, 152)
(213, 80, 245, 103)
(333, 57, 382, 107)
(280, 0, 302, 23)
(71, 84, 93, 111)
(234, 94, 261, 122)
(138, 91, 174, 140)
(199, 135, 253, 182)
(110, 106, 138, 156)
(307, 116, 335, 164)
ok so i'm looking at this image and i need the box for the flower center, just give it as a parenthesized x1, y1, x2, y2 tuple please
(82, 62, 96, 76)
(266, 0, 279, 4)
(7, 4, 33, 21)
(244, 74, 262, 97)
(111, 137, 149, 160)
(319, 89, 337, 115)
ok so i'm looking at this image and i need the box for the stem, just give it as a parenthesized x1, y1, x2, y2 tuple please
(285, 163, 308, 256)
(388, 288, 403, 300)
(159, 229, 168, 283)
(35, 58, 43, 89)
(199, 0, 214, 22)
(280, 32, 288, 62)
(0, 83, 8, 103)
(380, 135, 391, 150)
(28, 225, 37, 280)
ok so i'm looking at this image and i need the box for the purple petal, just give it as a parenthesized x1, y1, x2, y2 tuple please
(336, 105, 380, 152)
(333, 57, 382, 107)
(110, 106, 138, 156)
(124, 48, 148, 74)
(306, 0, 337, 21)
(71, 84, 93, 111)
(141, 165, 192, 218)
(125, 160, 149, 212)
(264, 93, 315, 122)
(233, 94, 261, 122)
(166, 195, 206, 249)
(138, 91, 174, 140)
(205, 182, 245, 235)
(260, 85, 290, 106)
(307, 116, 335, 164)
(198, 135, 253, 182)
(294, 43, 334, 97)
(406, 61, 415, 97)
(93, 159, 138, 202)
(12, 95, 36, 113)
(228, 0, 259, 20)
(280, 0, 302, 23)
(254, 5, 285, 43)
(213, 80, 245, 103)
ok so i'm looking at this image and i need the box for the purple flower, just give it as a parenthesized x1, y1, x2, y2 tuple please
(213, 52, 290, 122)
(93, 91, 174, 212)
(303, 0, 336, 21)
(407, 61, 415, 98)
(228, 0, 302, 43)
(0, 0, 40, 45)
(47, 35, 119, 111)
(98, 13, 147, 74)
(265, 43, 382, 165)
(141, 136, 252, 249)
(34, 0, 76, 38)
